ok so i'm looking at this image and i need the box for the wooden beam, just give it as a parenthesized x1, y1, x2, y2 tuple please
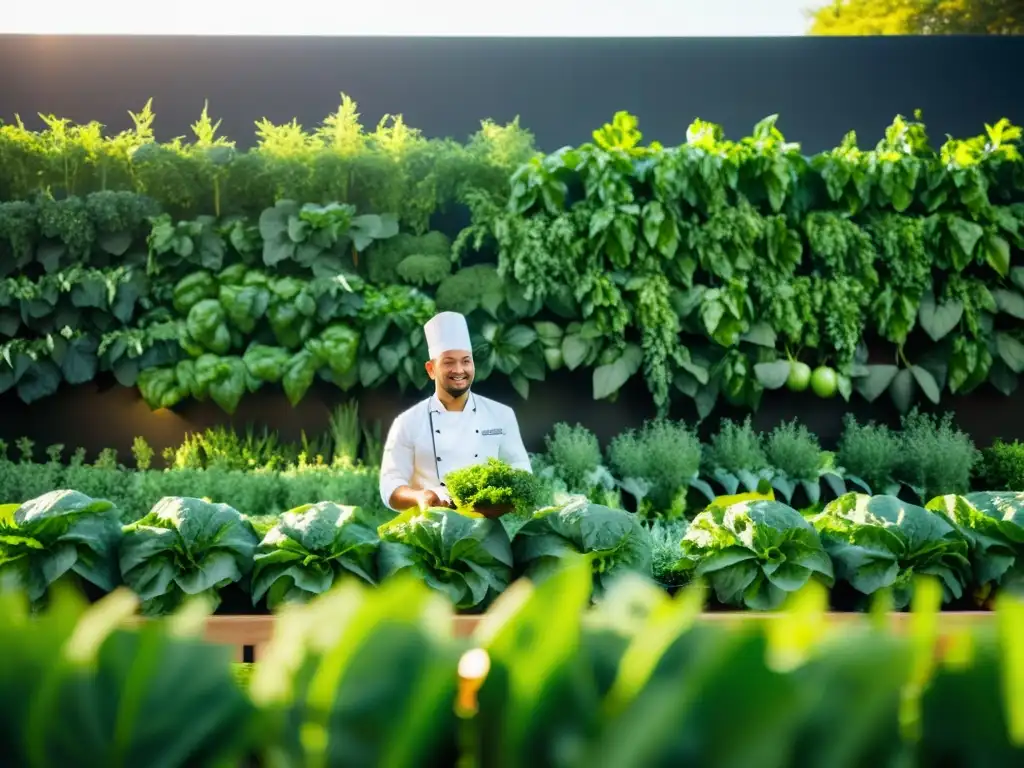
(136, 611, 994, 663)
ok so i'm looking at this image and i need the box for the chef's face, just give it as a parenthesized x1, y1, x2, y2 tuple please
(427, 350, 474, 397)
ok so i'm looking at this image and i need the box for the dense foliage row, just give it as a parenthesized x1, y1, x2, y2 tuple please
(2, 103, 1023, 417)
(5, 478, 1024, 617)
(0, 488, 649, 615)
(4, 407, 1023, 522)
(540, 409, 989, 516)
(462, 111, 1024, 416)
(5, 560, 1024, 767)
(0, 97, 535, 229)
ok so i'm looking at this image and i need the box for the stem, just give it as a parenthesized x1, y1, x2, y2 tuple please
(897, 345, 912, 369)
(213, 176, 221, 219)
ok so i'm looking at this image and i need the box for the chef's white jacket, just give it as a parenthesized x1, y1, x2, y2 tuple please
(378, 392, 532, 510)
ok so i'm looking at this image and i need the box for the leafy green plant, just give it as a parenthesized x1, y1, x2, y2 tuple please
(131, 436, 154, 470)
(540, 422, 610, 496)
(647, 518, 688, 587)
(326, 400, 362, 464)
(894, 410, 980, 501)
(5, 558, 1024, 766)
(607, 418, 702, 516)
(0, 95, 535, 227)
(468, 109, 1024, 418)
(0, 585, 256, 768)
(811, 492, 971, 609)
(376, 507, 513, 611)
(0, 489, 123, 604)
(927, 492, 1024, 604)
(765, 420, 821, 481)
(443, 457, 542, 524)
(700, 416, 771, 498)
(511, 497, 653, 595)
(672, 499, 834, 609)
(247, 576, 459, 768)
(0, 439, 389, 523)
(119, 496, 260, 615)
(702, 416, 767, 474)
(836, 414, 900, 494)
(365, 230, 451, 284)
(977, 438, 1024, 491)
(250, 502, 382, 609)
(765, 419, 826, 505)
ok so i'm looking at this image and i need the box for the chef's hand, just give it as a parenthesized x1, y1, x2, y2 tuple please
(417, 488, 452, 510)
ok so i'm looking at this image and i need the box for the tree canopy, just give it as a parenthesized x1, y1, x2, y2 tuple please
(806, 0, 1024, 35)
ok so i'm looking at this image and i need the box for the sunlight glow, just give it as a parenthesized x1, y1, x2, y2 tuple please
(3, 0, 812, 37)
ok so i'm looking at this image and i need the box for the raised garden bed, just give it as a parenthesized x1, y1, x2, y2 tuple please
(145, 610, 997, 662)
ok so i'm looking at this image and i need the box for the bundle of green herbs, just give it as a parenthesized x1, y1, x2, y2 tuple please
(443, 457, 542, 521)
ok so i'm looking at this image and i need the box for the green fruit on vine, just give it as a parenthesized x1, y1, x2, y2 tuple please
(544, 347, 564, 371)
(786, 361, 812, 392)
(810, 366, 839, 398)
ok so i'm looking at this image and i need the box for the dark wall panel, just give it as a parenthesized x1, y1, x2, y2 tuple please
(0, 35, 1020, 460)
(0, 366, 1020, 463)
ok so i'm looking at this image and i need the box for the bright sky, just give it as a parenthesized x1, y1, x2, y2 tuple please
(4, 0, 817, 36)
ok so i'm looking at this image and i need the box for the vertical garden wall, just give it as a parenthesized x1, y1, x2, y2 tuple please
(0, 33, 1022, 460)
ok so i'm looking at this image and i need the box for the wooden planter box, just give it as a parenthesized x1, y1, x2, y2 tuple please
(161, 612, 996, 663)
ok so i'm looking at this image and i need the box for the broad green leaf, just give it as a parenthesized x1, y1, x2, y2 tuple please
(918, 291, 963, 341)
(680, 359, 710, 385)
(473, 556, 593, 764)
(910, 365, 940, 404)
(378, 508, 512, 610)
(983, 233, 1011, 277)
(510, 371, 530, 399)
(997, 333, 1024, 374)
(98, 230, 132, 257)
(641, 200, 666, 249)
(16, 360, 61, 404)
(501, 324, 538, 351)
(56, 336, 99, 385)
(561, 334, 590, 370)
(532, 321, 562, 345)
(990, 359, 1020, 396)
(589, 207, 615, 238)
(994, 289, 1024, 319)
(854, 365, 899, 403)
(888, 369, 915, 413)
(689, 477, 717, 503)
(120, 497, 258, 616)
(947, 216, 983, 267)
(801, 479, 822, 507)
(512, 499, 653, 595)
(1011, 267, 1024, 293)
(821, 472, 846, 499)
(593, 344, 642, 400)
(742, 322, 777, 348)
(772, 476, 796, 503)
(754, 360, 791, 390)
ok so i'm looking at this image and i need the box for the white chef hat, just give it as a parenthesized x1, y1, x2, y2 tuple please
(424, 311, 472, 359)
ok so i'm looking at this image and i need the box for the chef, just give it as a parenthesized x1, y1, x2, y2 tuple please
(378, 310, 532, 511)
